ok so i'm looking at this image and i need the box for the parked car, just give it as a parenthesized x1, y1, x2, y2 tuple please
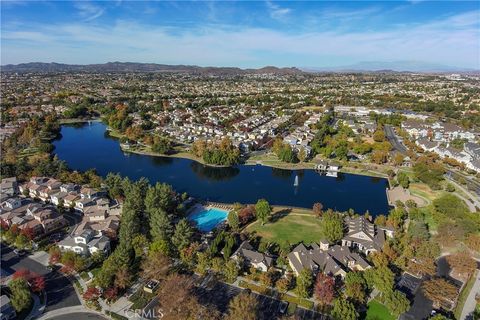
(143, 280, 160, 294)
(13, 249, 26, 256)
(278, 301, 289, 314)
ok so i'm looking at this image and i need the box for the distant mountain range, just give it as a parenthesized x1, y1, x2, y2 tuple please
(0, 62, 303, 75)
(302, 60, 478, 73)
(1, 61, 477, 74)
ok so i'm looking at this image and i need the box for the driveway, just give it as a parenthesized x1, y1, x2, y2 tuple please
(1, 243, 81, 311)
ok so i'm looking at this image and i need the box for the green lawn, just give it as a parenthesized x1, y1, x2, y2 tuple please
(245, 211, 322, 246)
(365, 300, 395, 320)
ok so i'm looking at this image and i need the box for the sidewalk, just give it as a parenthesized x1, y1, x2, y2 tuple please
(460, 270, 480, 320)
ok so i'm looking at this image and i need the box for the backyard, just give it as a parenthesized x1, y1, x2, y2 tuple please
(365, 299, 395, 320)
(245, 208, 322, 246)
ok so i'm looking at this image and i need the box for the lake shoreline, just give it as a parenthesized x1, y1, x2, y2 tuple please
(59, 120, 388, 178)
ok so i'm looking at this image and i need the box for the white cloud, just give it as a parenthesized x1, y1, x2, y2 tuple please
(266, 1, 291, 21)
(74, 1, 106, 21)
(1, 10, 479, 69)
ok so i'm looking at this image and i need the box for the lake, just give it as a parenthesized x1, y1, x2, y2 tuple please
(52, 122, 391, 216)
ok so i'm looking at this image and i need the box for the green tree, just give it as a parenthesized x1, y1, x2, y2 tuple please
(320, 210, 344, 243)
(295, 269, 313, 298)
(227, 210, 240, 231)
(172, 218, 194, 251)
(397, 171, 410, 189)
(255, 199, 271, 225)
(331, 298, 358, 320)
(8, 278, 31, 312)
(15, 234, 29, 249)
(365, 266, 395, 294)
(149, 208, 173, 242)
(344, 272, 367, 303)
(384, 290, 410, 317)
(224, 260, 239, 283)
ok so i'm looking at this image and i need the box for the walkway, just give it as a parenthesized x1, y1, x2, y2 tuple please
(445, 176, 480, 211)
(460, 270, 480, 320)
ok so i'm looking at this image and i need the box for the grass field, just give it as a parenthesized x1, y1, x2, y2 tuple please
(245, 209, 322, 246)
(365, 300, 395, 320)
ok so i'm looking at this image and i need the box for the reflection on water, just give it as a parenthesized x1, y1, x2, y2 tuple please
(53, 122, 391, 215)
(190, 161, 240, 181)
(271, 167, 292, 180)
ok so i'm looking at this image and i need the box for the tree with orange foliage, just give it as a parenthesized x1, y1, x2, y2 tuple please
(446, 252, 476, 277)
(314, 273, 335, 306)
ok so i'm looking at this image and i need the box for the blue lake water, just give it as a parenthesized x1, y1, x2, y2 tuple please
(188, 208, 228, 232)
(52, 122, 391, 216)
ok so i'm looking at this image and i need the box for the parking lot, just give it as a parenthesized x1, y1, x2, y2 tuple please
(194, 274, 325, 319)
(1, 243, 81, 311)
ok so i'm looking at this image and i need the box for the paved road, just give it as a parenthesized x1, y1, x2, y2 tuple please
(47, 311, 107, 320)
(446, 170, 480, 198)
(384, 125, 408, 155)
(461, 270, 480, 320)
(1, 244, 81, 312)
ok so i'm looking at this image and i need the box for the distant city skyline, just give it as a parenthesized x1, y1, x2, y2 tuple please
(1, 1, 479, 69)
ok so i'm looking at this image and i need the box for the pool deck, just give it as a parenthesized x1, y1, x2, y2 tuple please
(187, 202, 234, 216)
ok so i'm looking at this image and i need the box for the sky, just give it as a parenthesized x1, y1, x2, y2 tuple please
(1, 1, 479, 69)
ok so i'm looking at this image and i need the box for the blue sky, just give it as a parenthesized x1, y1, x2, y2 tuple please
(1, 1, 479, 68)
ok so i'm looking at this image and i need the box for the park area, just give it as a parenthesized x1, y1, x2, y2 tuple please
(245, 208, 322, 246)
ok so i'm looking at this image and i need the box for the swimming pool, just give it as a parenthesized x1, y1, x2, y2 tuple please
(188, 207, 228, 232)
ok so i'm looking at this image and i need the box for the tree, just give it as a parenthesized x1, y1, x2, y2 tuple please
(157, 274, 217, 320)
(195, 252, 211, 275)
(48, 246, 61, 265)
(8, 278, 31, 312)
(314, 273, 335, 305)
(320, 210, 344, 243)
(373, 130, 386, 142)
(365, 266, 394, 294)
(298, 147, 307, 162)
(83, 286, 100, 302)
(276, 276, 291, 293)
(149, 208, 173, 242)
(446, 252, 476, 276)
(114, 267, 131, 290)
(224, 260, 240, 283)
(227, 210, 240, 231)
(15, 233, 29, 249)
(397, 171, 410, 189)
(344, 272, 367, 303)
(226, 292, 259, 320)
(331, 298, 358, 320)
(30, 274, 46, 293)
(313, 202, 324, 217)
(295, 269, 313, 298)
(422, 278, 458, 309)
(141, 251, 171, 281)
(371, 150, 388, 164)
(255, 199, 271, 225)
(171, 218, 194, 251)
(384, 290, 410, 317)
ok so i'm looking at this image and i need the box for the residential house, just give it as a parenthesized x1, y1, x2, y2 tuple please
(0, 177, 18, 198)
(341, 216, 386, 254)
(288, 241, 370, 278)
(58, 229, 110, 256)
(230, 241, 273, 272)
